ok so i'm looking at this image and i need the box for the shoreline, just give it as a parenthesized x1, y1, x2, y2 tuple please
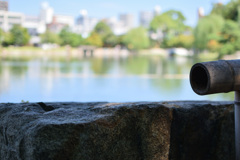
(1, 46, 237, 61)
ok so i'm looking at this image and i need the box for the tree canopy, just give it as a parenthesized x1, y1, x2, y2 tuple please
(41, 30, 60, 44)
(193, 0, 240, 56)
(93, 21, 118, 47)
(59, 27, 84, 47)
(122, 27, 150, 50)
(194, 14, 224, 51)
(150, 10, 187, 33)
(149, 10, 190, 48)
(10, 25, 30, 46)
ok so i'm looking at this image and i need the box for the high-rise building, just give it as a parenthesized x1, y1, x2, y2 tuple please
(75, 10, 99, 37)
(0, 0, 8, 11)
(76, 10, 88, 26)
(40, 2, 54, 24)
(104, 17, 126, 35)
(139, 11, 154, 28)
(154, 5, 161, 16)
(119, 14, 134, 29)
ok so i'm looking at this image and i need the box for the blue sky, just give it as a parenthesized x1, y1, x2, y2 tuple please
(9, 0, 230, 27)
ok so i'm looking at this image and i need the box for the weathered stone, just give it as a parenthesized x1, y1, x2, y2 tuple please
(0, 101, 235, 160)
(168, 101, 234, 160)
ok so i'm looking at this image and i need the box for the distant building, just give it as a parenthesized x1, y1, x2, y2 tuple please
(0, 0, 8, 11)
(154, 5, 161, 16)
(75, 10, 98, 37)
(23, 15, 46, 35)
(198, 7, 205, 19)
(104, 17, 126, 35)
(54, 14, 74, 27)
(40, 2, 54, 24)
(139, 6, 161, 28)
(23, 15, 45, 45)
(139, 11, 154, 28)
(47, 14, 74, 33)
(119, 14, 134, 29)
(76, 10, 88, 26)
(0, 11, 24, 31)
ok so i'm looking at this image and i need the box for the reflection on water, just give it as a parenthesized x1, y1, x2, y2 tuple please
(0, 55, 234, 102)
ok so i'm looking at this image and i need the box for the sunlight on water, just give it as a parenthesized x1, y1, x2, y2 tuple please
(0, 55, 234, 103)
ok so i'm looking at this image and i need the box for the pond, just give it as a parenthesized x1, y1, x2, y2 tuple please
(0, 55, 234, 103)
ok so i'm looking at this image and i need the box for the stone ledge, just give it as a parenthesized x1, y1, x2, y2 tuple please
(0, 101, 234, 160)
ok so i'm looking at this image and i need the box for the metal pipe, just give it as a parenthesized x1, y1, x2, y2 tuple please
(190, 59, 240, 160)
(235, 91, 240, 160)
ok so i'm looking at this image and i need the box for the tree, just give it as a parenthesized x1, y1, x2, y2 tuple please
(194, 14, 224, 51)
(194, 0, 240, 56)
(150, 10, 186, 32)
(122, 27, 150, 50)
(85, 32, 103, 47)
(211, 3, 225, 17)
(207, 40, 221, 52)
(150, 10, 189, 47)
(166, 34, 194, 49)
(93, 21, 118, 47)
(70, 33, 84, 47)
(59, 27, 84, 47)
(2, 32, 13, 46)
(218, 20, 240, 56)
(211, 0, 240, 25)
(41, 30, 60, 44)
(0, 28, 3, 46)
(221, 0, 240, 21)
(10, 25, 30, 46)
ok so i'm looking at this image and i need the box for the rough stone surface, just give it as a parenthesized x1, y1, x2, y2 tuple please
(0, 101, 234, 160)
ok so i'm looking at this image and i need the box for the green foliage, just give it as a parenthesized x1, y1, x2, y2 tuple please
(166, 34, 194, 49)
(21, 100, 29, 103)
(40, 30, 60, 44)
(2, 32, 13, 46)
(219, 43, 235, 56)
(103, 33, 118, 47)
(211, 0, 240, 24)
(221, 20, 240, 42)
(150, 10, 190, 48)
(94, 21, 112, 36)
(10, 25, 30, 46)
(218, 20, 240, 56)
(207, 40, 221, 52)
(122, 27, 150, 50)
(211, 3, 225, 17)
(93, 21, 118, 47)
(150, 10, 186, 33)
(59, 27, 84, 47)
(194, 14, 224, 51)
(0, 28, 3, 45)
(195, 4, 240, 56)
(86, 32, 103, 47)
(222, 0, 240, 21)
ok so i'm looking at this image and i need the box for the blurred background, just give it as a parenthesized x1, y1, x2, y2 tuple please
(0, 0, 237, 102)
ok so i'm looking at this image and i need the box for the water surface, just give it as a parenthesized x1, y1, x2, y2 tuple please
(0, 55, 234, 103)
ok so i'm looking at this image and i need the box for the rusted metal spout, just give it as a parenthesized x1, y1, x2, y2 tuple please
(190, 59, 240, 160)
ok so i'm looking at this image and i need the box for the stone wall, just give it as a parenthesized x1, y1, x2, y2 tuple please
(0, 101, 234, 160)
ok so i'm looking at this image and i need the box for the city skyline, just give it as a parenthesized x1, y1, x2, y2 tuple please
(9, 0, 230, 27)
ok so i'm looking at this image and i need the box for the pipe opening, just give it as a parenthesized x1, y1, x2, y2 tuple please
(190, 65, 209, 95)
